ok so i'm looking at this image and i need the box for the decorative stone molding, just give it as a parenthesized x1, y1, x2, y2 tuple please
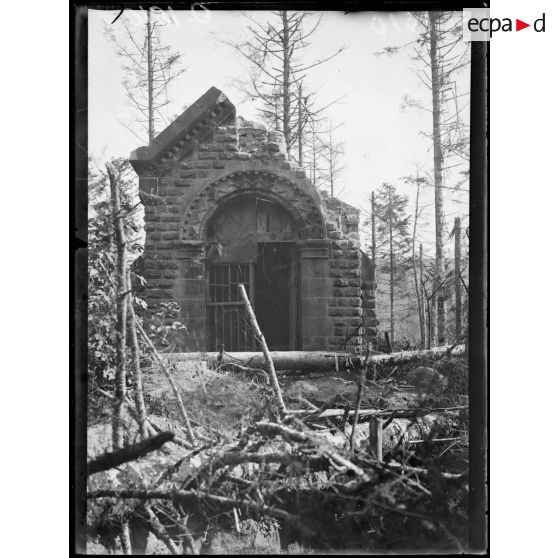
(180, 170, 326, 241)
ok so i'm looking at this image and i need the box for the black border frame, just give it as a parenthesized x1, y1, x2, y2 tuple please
(71, 3, 488, 554)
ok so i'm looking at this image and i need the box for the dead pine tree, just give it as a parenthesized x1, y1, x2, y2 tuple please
(321, 120, 346, 197)
(377, 12, 470, 346)
(126, 269, 149, 440)
(106, 8, 186, 144)
(107, 163, 128, 451)
(226, 10, 345, 157)
(428, 11, 448, 346)
(106, 162, 133, 554)
(406, 172, 427, 348)
(411, 11, 470, 345)
(375, 182, 411, 347)
(419, 243, 429, 348)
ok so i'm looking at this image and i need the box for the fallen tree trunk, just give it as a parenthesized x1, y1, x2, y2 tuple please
(286, 405, 466, 421)
(315, 413, 461, 455)
(166, 350, 351, 371)
(87, 432, 175, 476)
(164, 344, 465, 372)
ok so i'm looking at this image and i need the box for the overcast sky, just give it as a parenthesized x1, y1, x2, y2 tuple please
(89, 9, 470, 257)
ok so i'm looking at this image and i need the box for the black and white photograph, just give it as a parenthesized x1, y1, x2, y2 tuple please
(75, 4, 487, 554)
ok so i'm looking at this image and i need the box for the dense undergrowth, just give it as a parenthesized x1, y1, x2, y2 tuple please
(86, 355, 469, 554)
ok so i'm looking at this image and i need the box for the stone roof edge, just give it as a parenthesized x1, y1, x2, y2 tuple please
(129, 86, 234, 168)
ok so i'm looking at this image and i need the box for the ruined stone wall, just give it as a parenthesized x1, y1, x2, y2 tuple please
(320, 195, 364, 352)
(135, 109, 376, 352)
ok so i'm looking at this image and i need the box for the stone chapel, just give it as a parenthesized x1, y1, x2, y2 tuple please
(130, 87, 377, 353)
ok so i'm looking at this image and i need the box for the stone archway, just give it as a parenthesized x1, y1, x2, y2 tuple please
(180, 170, 326, 242)
(203, 192, 303, 352)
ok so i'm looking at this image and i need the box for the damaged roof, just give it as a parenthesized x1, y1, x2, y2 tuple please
(129, 86, 235, 170)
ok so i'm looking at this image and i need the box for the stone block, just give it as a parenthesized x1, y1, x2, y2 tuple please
(215, 134, 237, 143)
(175, 180, 193, 187)
(334, 290, 361, 299)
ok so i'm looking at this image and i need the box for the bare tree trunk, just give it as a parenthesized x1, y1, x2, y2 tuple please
(281, 11, 291, 155)
(120, 520, 132, 555)
(454, 217, 462, 342)
(388, 186, 395, 345)
(429, 11, 446, 346)
(107, 164, 128, 451)
(297, 82, 304, 165)
(144, 505, 180, 555)
(311, 128, 317, 184)
(412, 182, 426, 348)
(328, 125, 334, 196)
(419, 244, 427, 348)
(126, 269, 149, 440)
(147, 10, 154, 144)
(349, 366, 366, 452)
(371, 191, 378, 348)
(136, 318, 196, 444)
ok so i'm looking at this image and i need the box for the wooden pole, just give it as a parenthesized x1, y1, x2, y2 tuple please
(238, 283, 287, 415)
(349, 367, 366, 452)
(126, 269, 149, 440)
(384, 331, 392, 353)
(120, 520, 132, 555)
(135, 318, 196, 444)
(369, 416, 383, 462)
(107, 163, 128, 452)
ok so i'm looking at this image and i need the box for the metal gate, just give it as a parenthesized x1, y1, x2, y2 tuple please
(206, 263, 256, 351)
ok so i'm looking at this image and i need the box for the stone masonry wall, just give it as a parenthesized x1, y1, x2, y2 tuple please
(321, 194, 365, 353)
(134, 107, 376, 352)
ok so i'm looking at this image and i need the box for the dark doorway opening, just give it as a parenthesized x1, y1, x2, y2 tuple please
(255, 243, 297, 351)
(205, 195, 300, 352)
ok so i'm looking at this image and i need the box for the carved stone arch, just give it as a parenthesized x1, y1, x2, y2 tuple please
(179, 170, 326, 241)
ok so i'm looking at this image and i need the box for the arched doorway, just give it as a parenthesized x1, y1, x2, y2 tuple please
(205, 194, 300, 351)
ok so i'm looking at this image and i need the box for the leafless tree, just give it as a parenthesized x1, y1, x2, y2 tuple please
(319, 121, 346, 197)
(226, 11, 345, 158)
(406, 171, 427, 348)
(106, 9, 186, 144)
(378, 11, 470, 346)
